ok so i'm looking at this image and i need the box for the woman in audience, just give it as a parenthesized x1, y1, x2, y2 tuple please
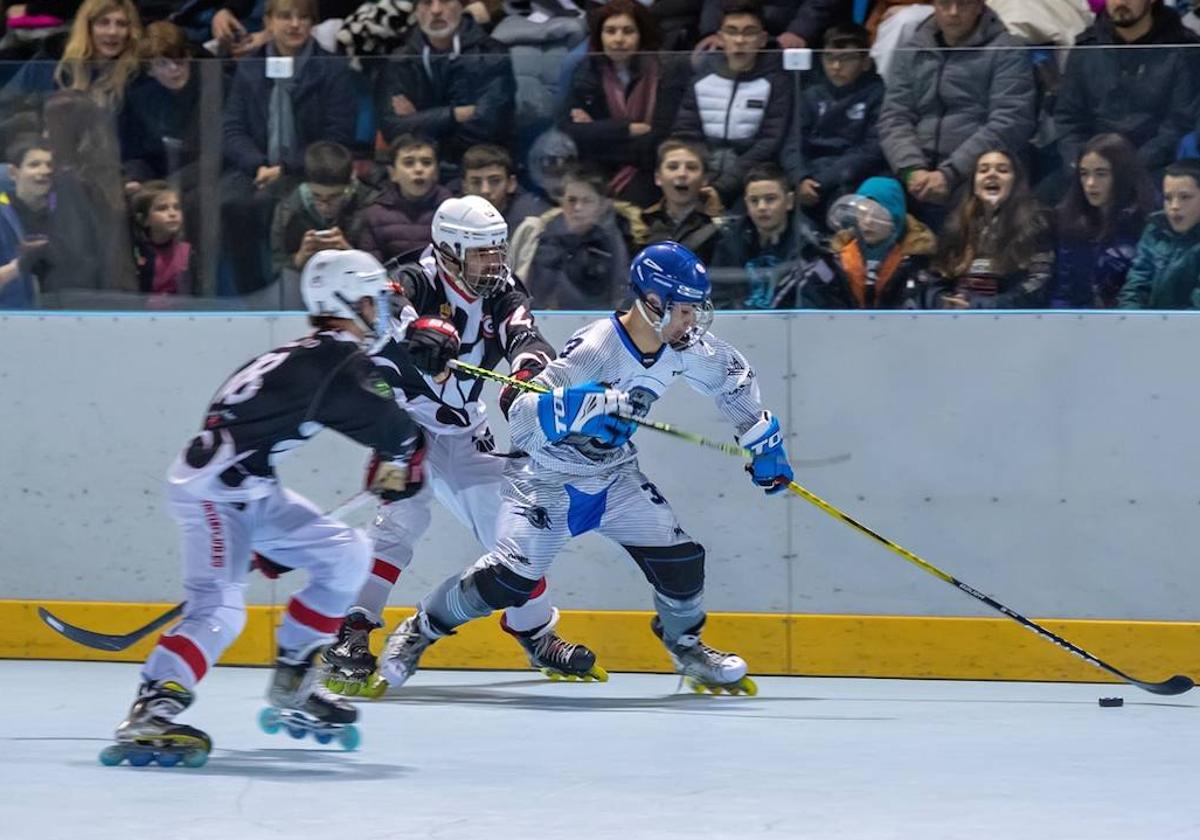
(559, 0, 689, 207)
(930, 148, 1053, 309)
(1049, 133, 1154, 308)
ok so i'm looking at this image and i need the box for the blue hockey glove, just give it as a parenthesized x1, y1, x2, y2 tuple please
(739, 411, 793, 495)
(538, 380, 635, 446)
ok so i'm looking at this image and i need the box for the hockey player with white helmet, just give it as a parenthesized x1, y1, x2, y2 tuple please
(103, 250, 425, 767)
(323, 195, 606, 696)
(374, 241, 795, 695)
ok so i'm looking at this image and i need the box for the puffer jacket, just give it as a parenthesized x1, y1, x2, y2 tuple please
(375, 17, 516, 162)
(877, 8, 1035, 192)
(1056, 6, 1199, 172)
(1117, 212, 1200, 310)
(797, 216, 935, 309)
(351, 182, 453, 263)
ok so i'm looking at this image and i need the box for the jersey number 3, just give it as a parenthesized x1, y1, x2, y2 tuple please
(213, 351, 290, 406)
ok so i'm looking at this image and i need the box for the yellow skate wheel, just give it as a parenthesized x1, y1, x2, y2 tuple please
(588, 665, 610, 682)
(735, 676, 759, 696)
(324, 677, 346, 694)
(362, 674, 389, 699)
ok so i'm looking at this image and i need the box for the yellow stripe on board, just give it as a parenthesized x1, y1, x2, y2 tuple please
(2, 600, 1198, 684)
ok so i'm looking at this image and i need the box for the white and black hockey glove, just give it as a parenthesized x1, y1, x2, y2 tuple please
(366, 431, 427, 503)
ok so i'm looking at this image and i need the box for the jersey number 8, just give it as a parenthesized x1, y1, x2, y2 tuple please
(213, 351, 290, 406)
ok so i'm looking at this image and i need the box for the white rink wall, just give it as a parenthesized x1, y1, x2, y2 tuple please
(3, 310, 1198, 620)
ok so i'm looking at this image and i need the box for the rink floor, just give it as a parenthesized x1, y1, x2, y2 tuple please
(0, 660, 1195, 840)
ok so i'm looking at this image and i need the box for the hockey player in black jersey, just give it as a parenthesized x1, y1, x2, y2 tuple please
(324, 196, 605, 696)
(103, 250, 426, 767)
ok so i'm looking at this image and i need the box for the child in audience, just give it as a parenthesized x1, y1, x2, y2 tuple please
(460, 143, 549, 234)
(1118, 159, 1200, 309)
(641, 137, 723, 264)
(0, 136, 54, 309)
(131, 180, 196, 298)
(353, 134, 452, 261)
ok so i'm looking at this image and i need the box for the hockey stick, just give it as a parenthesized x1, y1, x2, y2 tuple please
(447, 359, 850, 468)
(37, 492, 377, 653)
(452, 359, 1194, 696)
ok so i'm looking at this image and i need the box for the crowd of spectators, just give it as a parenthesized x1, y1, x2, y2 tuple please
(1, 0, 1200, 311)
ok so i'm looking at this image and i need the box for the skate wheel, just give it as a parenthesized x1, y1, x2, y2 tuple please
(589, 665, 610, 683)
(127, 751, 154, 767)
(286, 726, 307, 740)
(363, 675, 388, 699)
(99, 745, 124, 766)
(314, 732, 334, 745)
(324, 677, 346, 694)
(258, 707, 282, 734)
(182, 749, 209, 768)
(338, 725, 360, 751)
(155, 752, 182, 768)
(734, 677, 759, 696)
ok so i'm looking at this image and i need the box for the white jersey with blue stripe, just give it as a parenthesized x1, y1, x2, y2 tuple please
(508, 314, 766, 477)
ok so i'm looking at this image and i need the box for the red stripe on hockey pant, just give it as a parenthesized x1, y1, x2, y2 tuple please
(371, 557, 402, 585)
(529, 578, 547, 600)
(286, 598, 343, 634)
(157, 633, 209, 682)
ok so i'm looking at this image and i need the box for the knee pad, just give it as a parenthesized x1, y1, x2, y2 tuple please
(625, 542, 706, 600)
(464, 556, 542, 611)
(367, 499, 433, 573)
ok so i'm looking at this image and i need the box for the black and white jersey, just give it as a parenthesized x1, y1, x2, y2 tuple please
(373, 247, 555, 435)
(167, 329, 418, 502)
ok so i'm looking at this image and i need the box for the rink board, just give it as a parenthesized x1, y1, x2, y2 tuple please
(4, 600, 1198, 684)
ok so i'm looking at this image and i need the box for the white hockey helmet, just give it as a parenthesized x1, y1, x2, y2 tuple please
(300, 249, 392, 348)
(431, 195, 510, 298)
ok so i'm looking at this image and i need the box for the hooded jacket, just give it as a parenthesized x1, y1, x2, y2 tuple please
(1056, 5, 1199, 172)
(376, 17, 516, 162)
(1117, 211, 1200, 309)
(877, 8, 1035, 191)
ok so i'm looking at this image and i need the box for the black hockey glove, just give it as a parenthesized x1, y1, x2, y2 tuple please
(406, 316, 460, 378)
(365, 430, 427, 503)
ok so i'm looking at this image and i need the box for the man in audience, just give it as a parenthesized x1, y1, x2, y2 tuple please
(375, 0, 515, 170)
(353, 134, 452, 261)
(876, 0, 1034, 227)
(673, 0, 792, 207)
(1056, 0, 1199, 176)
(1118, 159, 1200, 309)
(710, 163, 807, 309)
(460, 143, 549, 234)
(641, 137, 723, 264)
(696, 0, 840, 50)
(220, 0, 357, 293)
(781, 23, 885, 228)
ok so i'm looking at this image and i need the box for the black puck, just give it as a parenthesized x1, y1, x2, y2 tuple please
(1098, 697, 1124, 707)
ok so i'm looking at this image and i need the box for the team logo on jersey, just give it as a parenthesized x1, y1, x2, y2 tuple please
(481, 314, 495, 338)
(440, 303, 453, 319)
(514, 505, 552, 530)
(626, 386, 658, 419)
(370, 377, 394, 399)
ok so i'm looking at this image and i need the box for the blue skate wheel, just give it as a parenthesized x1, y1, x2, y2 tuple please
(258, 707, 281, 734)
(127, 751, 154, 767)
(314, 732, 333, 745)
(155, 752, 181, 768)
(338, 726, 360, 752)
(99, 746, 124, 766)
(287, 726, 307, 739)
(182, 749, 209, 768)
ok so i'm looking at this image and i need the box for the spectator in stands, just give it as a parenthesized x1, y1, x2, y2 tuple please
(272, 141, 373, 277)
(673, 0, 792, 207)
(710, 163, 807, 309)
(517, 164, 645, 310)
(0, 136, 54, 308)
(651, 0, 703, 50)
(460, 143, 549, 234)
(353, 134, 452, 261)
(375, 0, 515, 169)
(6, 0, 142, 107)
(1056, 0, 1198, 176)
(130, 180, 196, 299)
(781, 23, 885, 229)
(929, 149, 1052, 309)
(641, 137, 723, 263)
(1050, 133, 1154, 308)
(560, 0, 689, 207)
(877, 0, 1035, 227)
(122, 22, 202, 193)
(221, 0, 357, 292)
(1117, 159, 1200, 309)
(696, 0, 839, 50)
(791, 176, 933, 310)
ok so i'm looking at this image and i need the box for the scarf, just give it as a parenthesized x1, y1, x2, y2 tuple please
(149, 239, 192, 296)
(600, 55, 659, 196)
(267, 41, 313, 167)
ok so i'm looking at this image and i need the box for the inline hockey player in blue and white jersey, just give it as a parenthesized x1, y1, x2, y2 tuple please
(374, 241, 795, 694)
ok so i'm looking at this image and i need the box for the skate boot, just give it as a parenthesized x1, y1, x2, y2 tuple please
(652, 617, 757, 696)
(371, 611, 443, 693)
(259, 646, 361, 750)
(323, 610, 384, 698)
(503, 611, 608, 682)
(100, 680, 212, 768)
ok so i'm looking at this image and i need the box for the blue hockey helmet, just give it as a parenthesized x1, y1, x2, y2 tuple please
(629, 241, 714, 349)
